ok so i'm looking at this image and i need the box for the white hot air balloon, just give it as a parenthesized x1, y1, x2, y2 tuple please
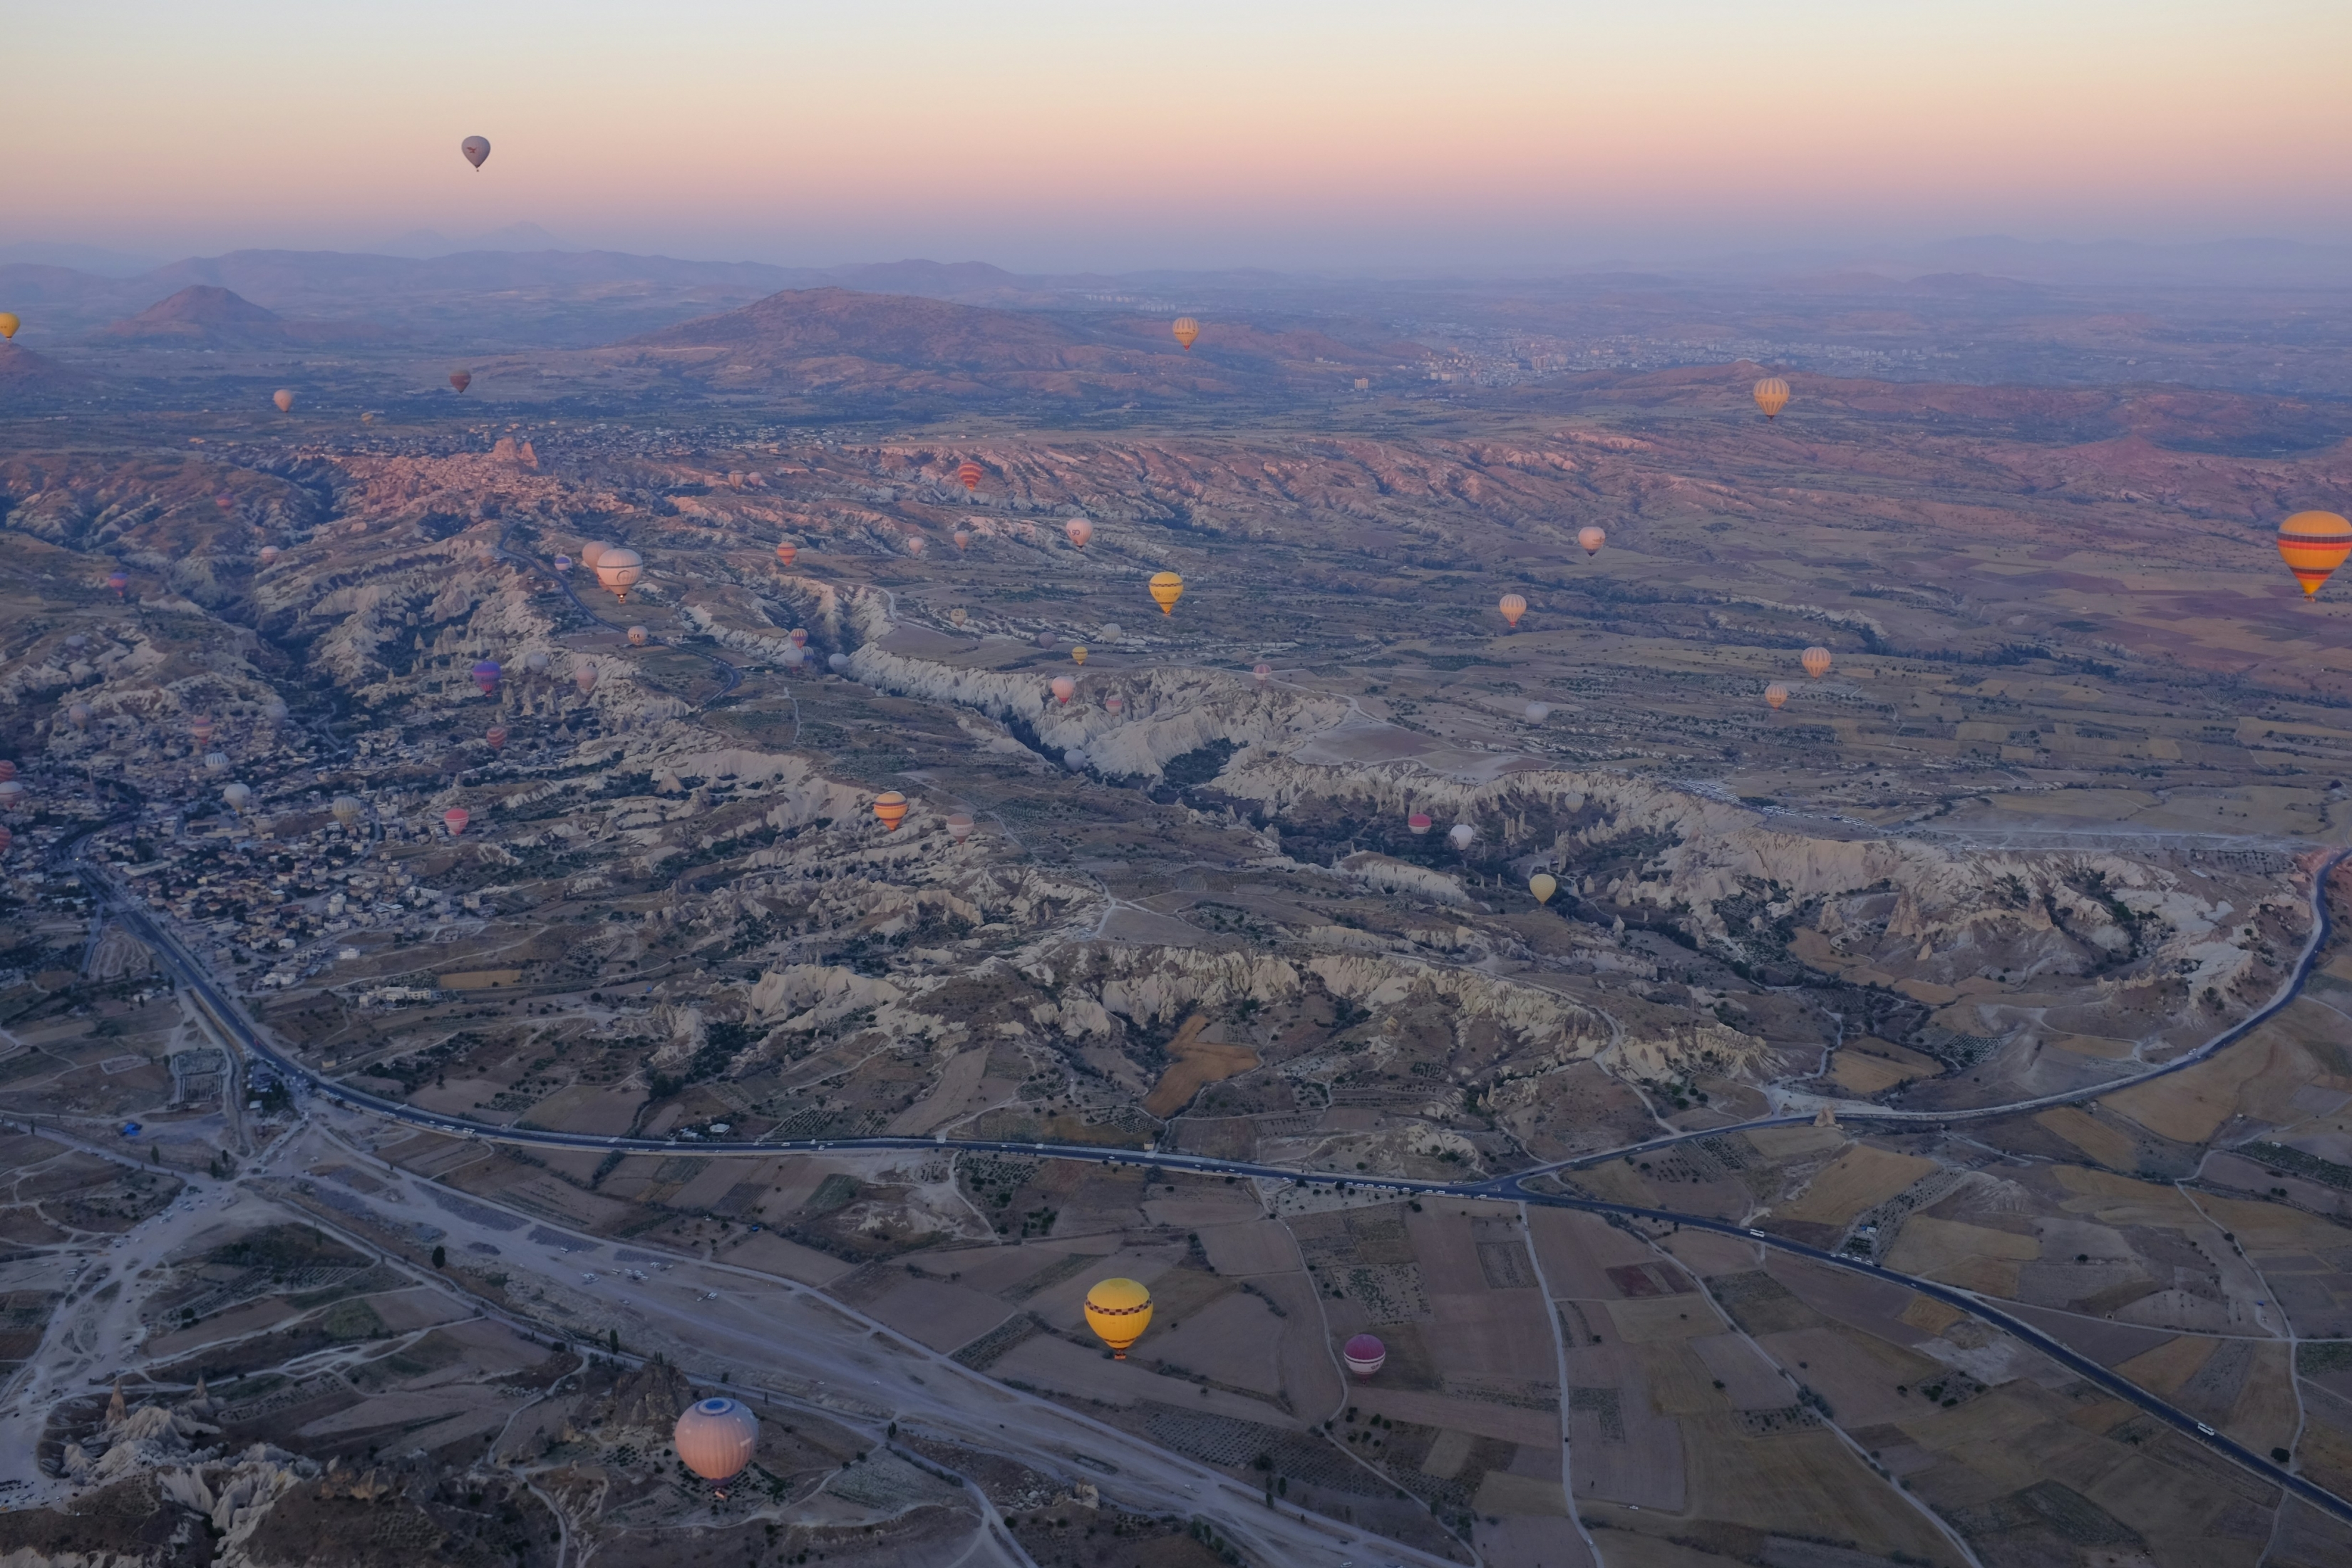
(222, 783, 253, 813)
(1448, 823, 1475, 851)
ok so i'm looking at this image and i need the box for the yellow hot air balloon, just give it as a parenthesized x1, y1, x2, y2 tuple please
(1148, 571, 1184, 615)
(1801, 646, 1832, 679)
(1497, 594, 1527, 629)
(1172, 318, 1200, 351)
(2277, 511, 2352, 598)
(1084, 1277, 1153, 1358)
(1529, 872, 1557, 904)
(1071, 645, 1088, 666)
(872, 790, 909, 831)
(1765, 682, 1789, 710)
(0, 314, 19, 340)
(272, 388, 295, 413)
(1753, 377, 1790, 418)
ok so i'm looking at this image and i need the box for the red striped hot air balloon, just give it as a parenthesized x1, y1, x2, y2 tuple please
(872, 791, 909, 831)
(2277, 511, 2352, 598)
(957, 460, 983, 493)
(1172, 318, 1200, 351)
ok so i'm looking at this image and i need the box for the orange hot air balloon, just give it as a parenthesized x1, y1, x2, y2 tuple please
(1065, 517, 1093, 548)
(906, 534, 927, 556)
(1765, 682, 1789, 711)
(1753, 377, 1790, 419)
(673, 1398, 757, 1489)
(1051, 676, 1076, 704)
(1578, 526, 1606, 557)
(272, 388, 295, 413)
(443, 808, 470, 835)
(1084, 1277, 1153, 1358)
(1172, 318, 1200, 351)
(579, 542, 609, 570)
(485, 725, 507, 749)
(1071, 646, 1088, 666)
(0, 314, 19, 340)
(1497, 594, 1527, 629)
(872, 790, 909, 831)
(460, 135, 491, 170)
(449, 370, 472, 393)
(2276, 510, 2352, 598)
(775, 541, 798, 567)
(957, 460, 983, 492)
(1147, 572, 1184, 615)
(1802, 646, 1832, 679)
(952, 529, 971, 550)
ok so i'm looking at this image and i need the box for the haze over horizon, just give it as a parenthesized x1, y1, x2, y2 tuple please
(10, 0, 2348, 276)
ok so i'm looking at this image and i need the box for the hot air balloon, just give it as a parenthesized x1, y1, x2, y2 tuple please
(68, 703, 93, 730)
(1530, 872, 1557, 904)
(1448, 823, 1475, 851)
(222, 783, 252, 813)
(1063, 748, 1088, 772)
(0, 780, 21, 806)
(0, 314, 17, 340)
(0, 762, 14, 783)
(190, 716, 215, 747)
(872, 791, 909, 831)
(525, 650, 551, 676)
(1035, 630, 1057, 649)
(574, 664, 598, 695)
(1065, 517, 1093, 549)
(1526, 702, 1551, 721)
(1104, 693, 1125, 714)
(460, 135, 491, 170)
(776, 541, 798, 567)
(579, 542, 609, 570)
(1172, 318, 1200, 351)
(957, 460, 983, 493)
(332, 796, 363, 829)
(1071, 646, 1088, 666)
(1765, 682, 1789, 711)
(1148, 572, 1184, 615)
(949, 608, 968, 626)
(551, 556, 572, 576)
(827, 652, 850, 672)
(626, 626, 649, 646)
(443, 808, 470, 836)
(107, 571, 128, 597)
(1343, 1334, 1387, 1379)
(1051, 676, 1076, 705)
(1498, 594, 1527, 629)
(1084, 1277, 1152, 1358)
(788, 628, 808, 649)
(361, 411, 374, 424)
(1578, 526, 1606, 557)
(952, 529, 971, 550)
(265, 698, 290, 723)
(203, 751, 229, 773)
(946, 812, 974, 842)
(450, 370, 472, 394)
(906, 534, 927, 556)
(1408, 812, 1432, 835)
(471, 659, 501, 694)
(594, 548, 644, 602)
(485, 725, 507, 750)
(1254, 663, 1272, 685)
(2277, 511, 2352, 598)
(1753, 378, 1790, 419)
(673, 1398, 757, 1491)
(1802, 646, 1832, 679)
(272, 389, 294, 413)
(258, 545, 280, 566)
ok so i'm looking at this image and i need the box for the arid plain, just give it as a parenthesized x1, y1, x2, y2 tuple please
(3, 255, 2352, 1568)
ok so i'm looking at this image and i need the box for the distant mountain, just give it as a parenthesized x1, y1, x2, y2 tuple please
(99, 284, 401, 346)
(0, 341, 99, 402)
(0, 241, 164, 277)
(371, 222, 582, 259)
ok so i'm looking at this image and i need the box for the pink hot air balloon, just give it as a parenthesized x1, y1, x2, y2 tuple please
(1578, 526, 1606, 557)
(673, 1397, 758, 1491)
(945, 812, 974, 842)
(471, 659, 501, 695)
(107, 571, 129, 597)
(259, 546, 280, 565)
(1343, 1334, 1387, 1379)
(952, 530, 971, 551)
(906, 534, 927, 556)
(1408, 812, 1432, 836)
(1104, 693, 1125, 714)
(0, 826, 11, 857)
(1064, 517, 1093, 548)
(1253, 663, 1272, 685)
(573, 664, 598, 695)
(485, 726, 507, 750)
(627, 626, 649, 646)
(443, 808, 470, 836)
(1051, 676, 1076, 705)
(0, 760, 15, 781)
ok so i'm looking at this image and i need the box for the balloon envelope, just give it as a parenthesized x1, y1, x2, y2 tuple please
(259, 546, 280, 564)
(1408, 812, 1432, 835)
(332, 796, 363, 827)
(1172, 317, 1200, 351)
(673, 1398, 757, 1484)
(272, 388, 294, 413)
(2277, 511, 2352, 597)
(1065, 517, 1093, 548)
(443, 808, 470, 835)
(1051, 676, 1076, 704)
(627, 626, 649, 646)
(1578, 526, 1606, 556)
(1148, 572, 1184, 614)
(449, 370, 471, 393)
(574, 664, 598, 694)
(872, 790, 909, 831)
(594, 548, 644, 601)
(952, 530, 971, 550)
(68, 703, 93, 729)
(1802, 646, 1832, 679)
(776, 541, 798, 567)
(1071, 646, 1088, 666)
(1530, 872, 1557, 904)
(1253, 663, 1272, 684)
(1448, 823, 1475, 850)
(1765, 682, 1789, 710)
(788, 628, 808, 648)
(485, 726, 507, 749)
(471, 660, 501, 693)
(957, 460, 983, 492)
(204, 751, 229, 772)
(0, 314, 17, 340)
(1753, 377, 1790, 418)
(1104, 693, 1125, 713)
(579, 542, 609, 569)
(222, 783, 252, 812)
(945, 812, 975, 842)
(460, 135, 491, 169)
(108, 572, 129, 594)
(1498, 593, 1527, 628)
(1343, 1334, 1387, 1378)
(1084, 1277, 1153, 1356)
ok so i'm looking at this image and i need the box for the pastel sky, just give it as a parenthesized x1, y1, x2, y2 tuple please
(8, 0, 2348, 269)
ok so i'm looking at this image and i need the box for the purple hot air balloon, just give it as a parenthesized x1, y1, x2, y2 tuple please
(107, 571, 129, 597)
(1343, 1334, 1387, 1379)
(471, 659, 502, 696)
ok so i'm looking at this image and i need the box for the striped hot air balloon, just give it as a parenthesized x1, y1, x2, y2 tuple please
(872, 791, 909, 831)
(1497, 594, 1527, 629)
(1172, 318, 1200, 351)
(957, 460, 983, 493)
(1753, 378, 1790, 418)
(1802, 647, 1832, 679)
(1084, 1277, 1152, 1358)
(2277, 511, 2352, 599)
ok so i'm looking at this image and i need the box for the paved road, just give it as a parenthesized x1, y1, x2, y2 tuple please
(60, 836, 2352, 1526)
